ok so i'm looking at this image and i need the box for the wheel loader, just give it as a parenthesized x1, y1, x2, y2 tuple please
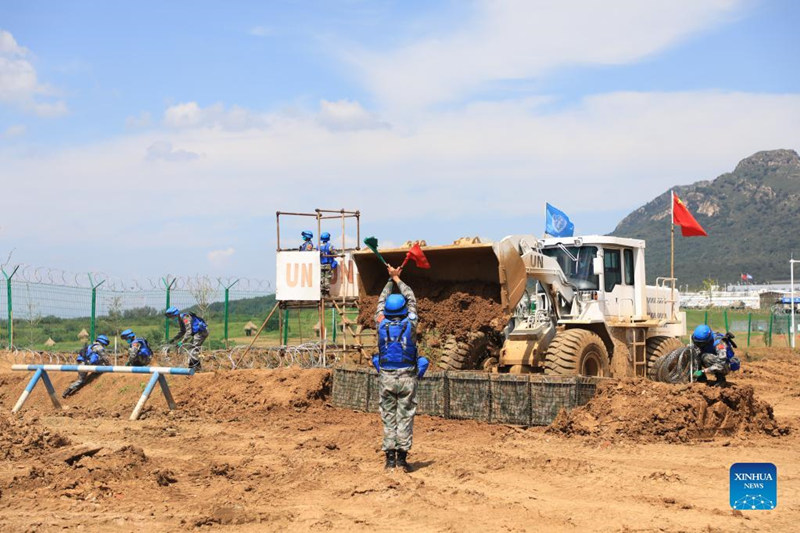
(352, 235, 686, 378)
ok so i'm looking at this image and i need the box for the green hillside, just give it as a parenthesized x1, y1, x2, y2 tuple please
(611, 149, 800, 288)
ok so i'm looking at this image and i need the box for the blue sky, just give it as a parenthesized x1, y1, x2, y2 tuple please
(1, 0, 799, 285)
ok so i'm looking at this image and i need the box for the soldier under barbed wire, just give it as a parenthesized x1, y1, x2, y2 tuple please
(690, 325, 740, 386)
(165, 306, 209, 370)
(62, 334, 111, 398)
(120, 328, 153, 367)
(372, 265, 429, 472)
(319, 231, 338, 296)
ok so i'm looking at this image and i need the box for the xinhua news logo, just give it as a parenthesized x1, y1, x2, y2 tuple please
(730, 463, 777, 510)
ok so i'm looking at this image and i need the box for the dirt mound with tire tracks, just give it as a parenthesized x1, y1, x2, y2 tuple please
(549, 378, 789, 443)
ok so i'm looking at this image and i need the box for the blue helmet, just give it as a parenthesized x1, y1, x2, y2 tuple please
(692, 325, 713, 346)
(120, 329, 135, 342)
(301, 230, 313, 241)
(321, 232, 331, 242)
(95, 334, 110, 346)
(384, 294, 407, 317)
(165, 306, 180, 317)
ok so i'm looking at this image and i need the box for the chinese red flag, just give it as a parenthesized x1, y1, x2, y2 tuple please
(403, 243, 431, 269)
(672, 192, 708, 237)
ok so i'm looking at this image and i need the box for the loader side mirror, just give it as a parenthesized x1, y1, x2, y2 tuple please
(592, 256, 603, 274)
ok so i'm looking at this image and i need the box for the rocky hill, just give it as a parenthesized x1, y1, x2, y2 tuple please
(611, 149, 800, 288)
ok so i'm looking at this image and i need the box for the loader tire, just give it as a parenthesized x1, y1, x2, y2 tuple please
(438, 331, 491, 371)
(543, 329, 609, 377)
(646, 336, 683, 380)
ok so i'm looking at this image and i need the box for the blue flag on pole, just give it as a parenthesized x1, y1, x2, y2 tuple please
(545, 203, 575, 237)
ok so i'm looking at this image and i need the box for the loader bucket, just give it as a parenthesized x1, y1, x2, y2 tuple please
(352, 239, 527, 311)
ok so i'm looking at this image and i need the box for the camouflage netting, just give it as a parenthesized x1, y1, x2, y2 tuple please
(332, 368, 604, 426)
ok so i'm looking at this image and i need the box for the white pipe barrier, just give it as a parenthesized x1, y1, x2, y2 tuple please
(11, 364, 194, 420)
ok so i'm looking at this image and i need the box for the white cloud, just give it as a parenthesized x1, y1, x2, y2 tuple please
(0, 30, 68, 117)
(349, 0, 745, 110)
(145, 140, 200, 161)
(317, 99, 389, 131)
(2, 124, 26, 138)
(126, 111, 152, 129)
(163, 101, 269, 131)
(208, 247, 235, 269)
(2, 90, 798, 259)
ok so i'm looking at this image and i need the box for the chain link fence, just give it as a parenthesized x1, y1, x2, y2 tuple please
(686, 308, 799, 348)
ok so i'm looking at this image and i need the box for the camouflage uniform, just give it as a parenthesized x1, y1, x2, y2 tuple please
(127, 339, 152, 367)
(699, 339, 730, 382)
(63, 342, 110, 398)
(375, 279, 419, 452)
(379, 367, 418, 451)
(172, 313, 208, 370)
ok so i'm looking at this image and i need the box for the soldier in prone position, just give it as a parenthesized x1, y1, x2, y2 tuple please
(372, 265, 429, 472)
(120, 328, 153, 367)
(62, 335, 111, 398)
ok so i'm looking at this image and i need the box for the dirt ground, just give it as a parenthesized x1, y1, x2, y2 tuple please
(1, 349, 799, 532)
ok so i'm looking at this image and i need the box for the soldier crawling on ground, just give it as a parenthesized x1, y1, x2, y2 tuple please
(62, 334, 111, 398)
(120, 328, 154, 367)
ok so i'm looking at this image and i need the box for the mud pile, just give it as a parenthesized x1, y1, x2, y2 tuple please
(171, 367, 332, 421)
(4, 444, 171, 502)
(549, 379, 789, 443)
(0, 413, 71, 460)
(357, 280, 506, 339)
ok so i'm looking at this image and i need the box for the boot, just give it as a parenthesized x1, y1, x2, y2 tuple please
(396, 450, 410, 473)
(713, 374, 727, 387)
(384, 450, 396, 470)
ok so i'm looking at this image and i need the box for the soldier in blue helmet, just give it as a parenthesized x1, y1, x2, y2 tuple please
(120, 328, 153, 367)
(299, 230, 315, 251)
(165, 306, 208, 370)
(62, 334, 111, 398)
(372, 264, 429, 472)
(319, 231, 338, 296)
(690, 324, 739, 386)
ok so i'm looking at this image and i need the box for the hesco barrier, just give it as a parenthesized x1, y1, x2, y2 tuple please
(332, 368, 605, 426)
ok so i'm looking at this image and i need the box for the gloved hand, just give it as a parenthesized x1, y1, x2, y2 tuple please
(177, 342, 183, 348)
(372, 355, 381, 373)
(693, 370, 704, 378)
(417, 356, 429, 379)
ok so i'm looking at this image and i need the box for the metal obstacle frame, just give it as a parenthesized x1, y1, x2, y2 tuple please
(11, 364, 194, 421)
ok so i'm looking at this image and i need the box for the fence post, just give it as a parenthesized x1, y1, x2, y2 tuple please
(724, 309, 729, 332)
(283, 308, 289, 345)
(162, 277, 177, 342)
(331, 306, 337, 343)
(747, 312, 752, 348)
(2, 265, 19, 349)
(88, 274, 106, 342)
(768, 313, 774, 347)
(221, 279, 239, 349)
(704, 310, 708, 326)
(788, 314, 792, 347)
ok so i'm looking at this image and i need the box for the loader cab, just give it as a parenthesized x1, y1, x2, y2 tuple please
(541, 236, 648, 321)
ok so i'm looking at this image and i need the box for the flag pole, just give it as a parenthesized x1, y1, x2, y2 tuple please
(670, 190, 675, 321)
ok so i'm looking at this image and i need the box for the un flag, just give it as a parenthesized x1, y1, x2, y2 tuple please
(545, 203, 575, 237)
